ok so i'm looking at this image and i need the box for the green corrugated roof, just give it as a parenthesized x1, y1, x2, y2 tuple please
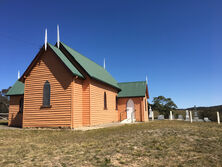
(60, 42, 120, 89)
(6, 80, 24, 96)
(48, 43, 84, 78)
(118, 81, 147, 97)
(7, 43, 84, 96)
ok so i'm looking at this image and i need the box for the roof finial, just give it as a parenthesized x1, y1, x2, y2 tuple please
(57, 25, 60, 48)
(18, 70, 20, 79)
(146, 75, 148, 84)
(104, 58, 106, 69)
(45, 28, 47, 51)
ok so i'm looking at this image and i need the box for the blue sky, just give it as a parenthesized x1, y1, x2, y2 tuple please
(0, 0, 221, 108)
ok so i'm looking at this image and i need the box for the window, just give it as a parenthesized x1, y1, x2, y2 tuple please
(145, 100, 147, 111)
(19, 98, 23, 113)
(116, 96, 118, 110)
(43, 81, 50, 107)
(104, 92, 107, 109)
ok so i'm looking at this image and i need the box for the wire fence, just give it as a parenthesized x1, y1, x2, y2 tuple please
(0, 113, 8, 120)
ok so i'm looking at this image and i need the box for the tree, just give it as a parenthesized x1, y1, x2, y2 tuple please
(0, 87, 11, 113)
(152, 96, 177, 118)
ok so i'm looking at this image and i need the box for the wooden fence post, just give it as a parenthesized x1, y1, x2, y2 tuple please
(217, 112, 220, 124)
(189, 111, 192, 123)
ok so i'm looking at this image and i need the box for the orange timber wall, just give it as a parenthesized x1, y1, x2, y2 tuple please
(8, 95, 23, 127)
(72, 77, 118, 127)
(143, 96, 149, 122)
(118, 96, 149, 122)
(82, 78, 90, 126)
(89, 80, 118, 125)
(23, 49, 73, 128)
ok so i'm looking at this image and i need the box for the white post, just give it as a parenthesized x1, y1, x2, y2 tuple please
(131, 110, 134, 123)
(57, 25, 60, 48)
(170, 111, 172, 120)
(45, 28, 47, 51)
(152, 112, 154, 121)
(18, 70, 20, 79)
(104, 58, 106, 69)
(217, 112, 220, 124)
(189, 111, 192, 123)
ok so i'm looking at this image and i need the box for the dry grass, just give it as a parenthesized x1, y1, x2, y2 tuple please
(0, 120, 222, 167)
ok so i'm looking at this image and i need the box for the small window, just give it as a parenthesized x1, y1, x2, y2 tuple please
(19, 98, 23, 113)
(145, 100, 147, 111)
(116, 96, 118, 110)
(104, 92, 107, 109)
(43, 81, 50, 107)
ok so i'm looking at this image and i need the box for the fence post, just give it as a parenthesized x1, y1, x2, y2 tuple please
(189, 111, 192, 123)
(217, 112, 220, 124)
(170, 111, 172, 120)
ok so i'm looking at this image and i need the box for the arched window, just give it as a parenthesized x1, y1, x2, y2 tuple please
(43, 81, 50, 107)
(116, 96, 118, 110)
(19, 98, 23, 113)
(104, 92, 107, 109)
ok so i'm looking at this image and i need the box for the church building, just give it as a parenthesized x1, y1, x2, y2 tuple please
(6, 28, 149, 128)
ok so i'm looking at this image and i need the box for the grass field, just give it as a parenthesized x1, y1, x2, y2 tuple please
(0, 120, 222, 167)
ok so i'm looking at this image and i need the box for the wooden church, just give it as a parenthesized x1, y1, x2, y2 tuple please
(6, 27, 149, 128)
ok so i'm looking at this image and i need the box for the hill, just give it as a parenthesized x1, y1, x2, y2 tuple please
(183, 105, 222, 122)
(186, 105, 222, 112)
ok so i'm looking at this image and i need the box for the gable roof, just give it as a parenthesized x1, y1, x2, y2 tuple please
(60, 42, 120, 90)
(6, 80, 24, 96)
(117, 81, 148, 98)
(48, 43, 84, 78)
(20, 43, 84, 83)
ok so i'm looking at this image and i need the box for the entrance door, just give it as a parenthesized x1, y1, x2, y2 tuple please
(127, 99, 135, 122)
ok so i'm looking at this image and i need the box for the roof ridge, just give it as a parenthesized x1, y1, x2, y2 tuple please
(60, 42, 106, 70)
(48, 43, 84, 78)
(60, 42, 120, 89)
(118, 81, 146, 84)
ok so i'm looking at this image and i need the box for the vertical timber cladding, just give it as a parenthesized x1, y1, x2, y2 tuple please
(23, 49, 73, 128)
(8, 95, 23, 127)
(90, 79, 118, 125)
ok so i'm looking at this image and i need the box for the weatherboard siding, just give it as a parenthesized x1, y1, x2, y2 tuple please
(23, 50, 73, 128)
(82, 78, 90, 126)
(73, 77, 83, 128)
(118, 97, 146, 122)
(90, 80, 118, 125)
(8, 95, 23, 127)
(144, 96, 149, 122)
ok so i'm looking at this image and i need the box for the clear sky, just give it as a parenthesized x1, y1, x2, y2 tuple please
(0, 0, 221, 108)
